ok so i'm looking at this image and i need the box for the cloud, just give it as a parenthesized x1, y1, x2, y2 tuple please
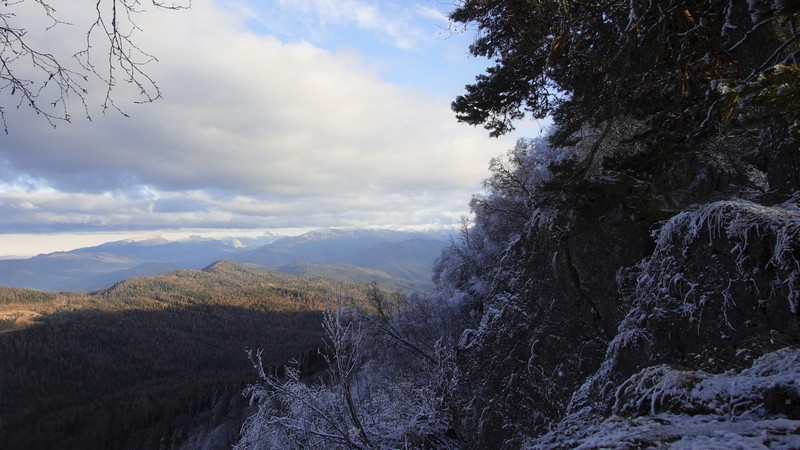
(0, 0, 531, 235)
(266, 0, 436, 49)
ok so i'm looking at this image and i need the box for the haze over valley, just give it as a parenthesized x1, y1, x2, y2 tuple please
(0, 228, 449, 292)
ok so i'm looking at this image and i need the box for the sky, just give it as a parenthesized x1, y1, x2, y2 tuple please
(0, 0, 542, 257)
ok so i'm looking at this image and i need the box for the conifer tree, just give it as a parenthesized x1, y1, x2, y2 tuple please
(451, 1, 799, 194)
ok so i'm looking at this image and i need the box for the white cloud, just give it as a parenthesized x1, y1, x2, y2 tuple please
(415, 5, 449, 23)
(268, 0, 432, 49)
(0, 0, 535, 236)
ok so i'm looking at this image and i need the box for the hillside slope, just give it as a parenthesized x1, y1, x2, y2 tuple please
(0, 262, 371, 450)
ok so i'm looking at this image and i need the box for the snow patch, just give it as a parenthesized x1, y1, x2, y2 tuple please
(532, 348, 800, 449)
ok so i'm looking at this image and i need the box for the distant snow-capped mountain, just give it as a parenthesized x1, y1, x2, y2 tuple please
(233, 228, 449, 291)
(0, 228, 449, 292)
(0, 233, 279, 292)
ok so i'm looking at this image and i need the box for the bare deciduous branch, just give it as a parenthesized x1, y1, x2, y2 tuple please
(0, 0, 190, 133)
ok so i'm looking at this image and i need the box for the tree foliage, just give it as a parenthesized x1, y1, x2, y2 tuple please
(432, 136, 570, 317)
(451, 0, 800, 170)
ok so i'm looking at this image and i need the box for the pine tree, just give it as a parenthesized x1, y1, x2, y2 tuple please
(451, 0, 800, 196)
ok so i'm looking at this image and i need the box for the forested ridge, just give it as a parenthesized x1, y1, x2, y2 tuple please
(0, 261, 374, 449)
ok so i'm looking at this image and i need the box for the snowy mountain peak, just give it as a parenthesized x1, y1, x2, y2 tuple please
(122, 233, 169, 245)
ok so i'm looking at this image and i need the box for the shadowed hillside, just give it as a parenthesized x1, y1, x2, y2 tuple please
(0, 262, 374, 450)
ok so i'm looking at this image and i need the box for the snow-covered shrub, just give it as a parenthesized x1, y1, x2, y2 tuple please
(237, 361, 455, 449)
(634, 195, 800, 333)
(432, 137, 566, 313)
(236, 295, 459, 449)
(357, 284, 466, 376)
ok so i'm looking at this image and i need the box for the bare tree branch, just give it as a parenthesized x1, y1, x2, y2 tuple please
(0, 0, 189, 133)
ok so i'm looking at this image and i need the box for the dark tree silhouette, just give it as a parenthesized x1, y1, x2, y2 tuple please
(451, 1, 800, 187)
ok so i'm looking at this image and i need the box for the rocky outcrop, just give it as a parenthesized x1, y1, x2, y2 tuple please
(533, 195, 800, 448)
(574, 197, 800, 411)
(531, 348, 800, 449)
(449, 175, 665, 448)
(450, 184, 800, 448)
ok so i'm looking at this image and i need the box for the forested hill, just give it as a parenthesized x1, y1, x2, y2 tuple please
(0, 262, 374, 450)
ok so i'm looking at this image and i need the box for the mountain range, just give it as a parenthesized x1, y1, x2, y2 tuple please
(0, 229, 449, 292)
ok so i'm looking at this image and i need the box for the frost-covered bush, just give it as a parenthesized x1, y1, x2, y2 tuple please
(236, 295, 459, 449)
(629, 195, 800, 343)
(237, 362, 455, 449)
(358, 285, 466, 377)
(433, 137, 566, 310)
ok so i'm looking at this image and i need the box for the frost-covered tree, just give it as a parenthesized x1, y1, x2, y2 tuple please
(433, 136, 566, 311)
(236, 293, 458, 449)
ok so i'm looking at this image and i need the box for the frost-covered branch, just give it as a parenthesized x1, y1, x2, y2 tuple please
(237, 290, 460, 449)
